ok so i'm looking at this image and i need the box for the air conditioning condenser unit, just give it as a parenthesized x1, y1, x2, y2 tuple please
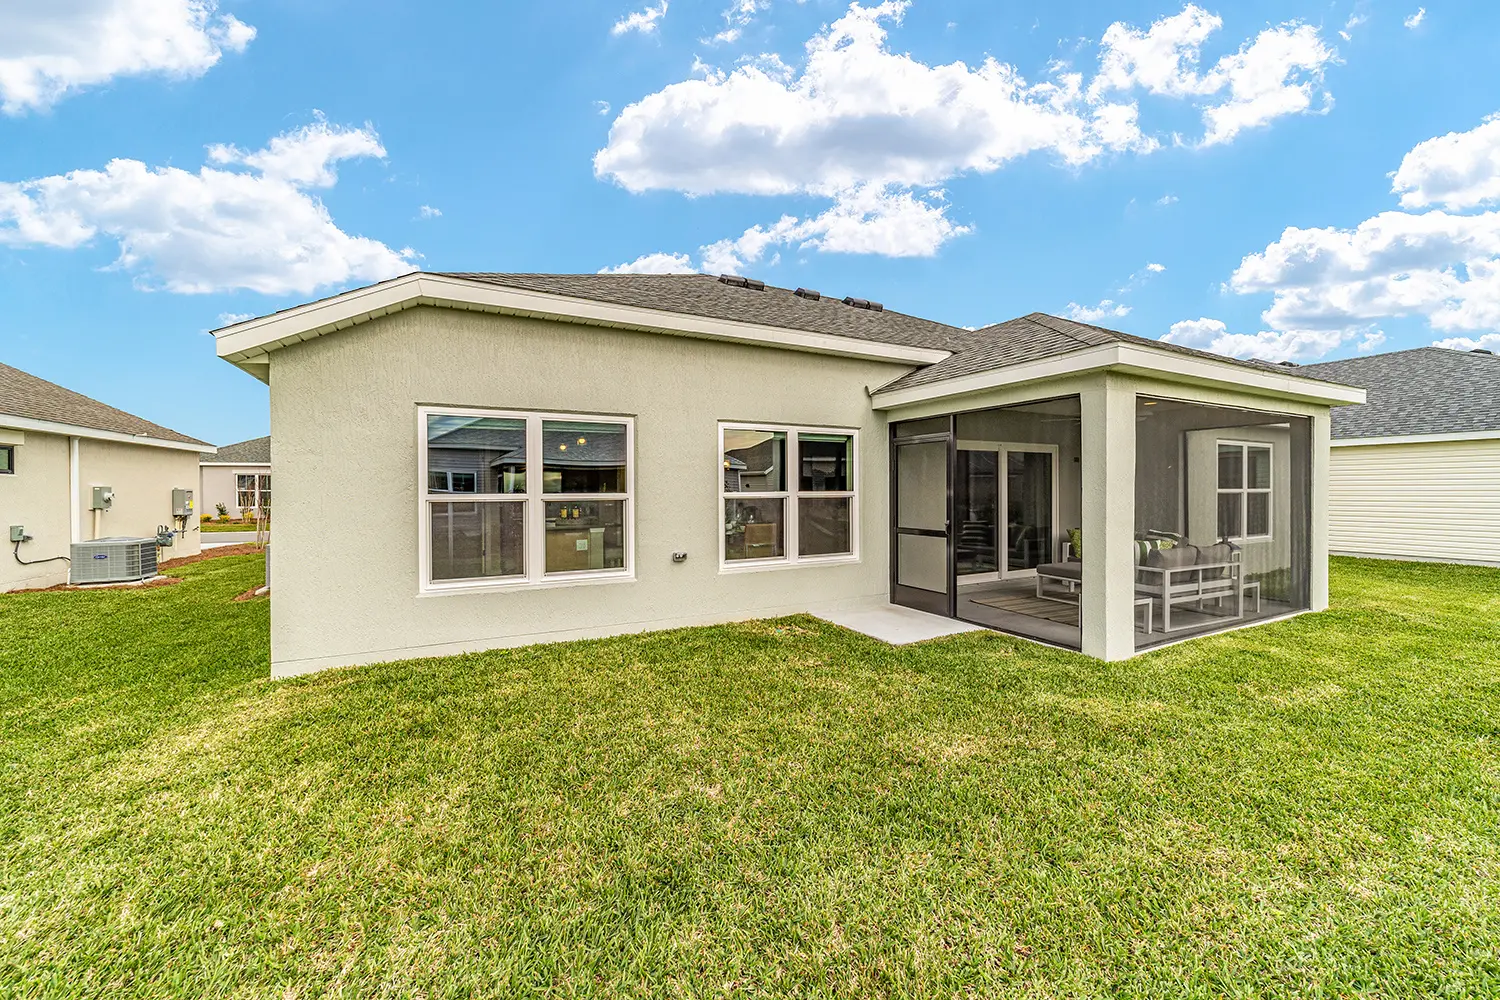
(69, 537, 159, 585)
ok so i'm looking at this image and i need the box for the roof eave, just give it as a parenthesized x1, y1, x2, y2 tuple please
(870, 343, 1369, 411)
(0, 413, 212, 452)
(214, 273, 951, 382)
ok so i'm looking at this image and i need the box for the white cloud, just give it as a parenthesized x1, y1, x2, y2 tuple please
(1065, 300, 1131, 323)
(1358, 331, 1387, 352)
(612, 1, 668, 36)
(1089, 5, 1336, 146)
(1434, 333, 1500, 352)
(0, 117, 411, 295)
(700, 184, 970, 273)
(1161, 317, 1351, 361)
(1156, 193, 1179, 205)
(1404, 8, 1426, 29)
(419, 204, 442, 219)
(597, 1, 1157, 198)
(1339, 13, 1367, 42)
(598, 251, 695, 274)
(1391, 113, 1500, 211)
(1147, 261, 1166, 272)
(711, 0, 771, 44)
(1191, 112, 1500, 362)
(0, 0, 255, 114)
(595, 100, 612, 116)
(217, 311, 254, 325)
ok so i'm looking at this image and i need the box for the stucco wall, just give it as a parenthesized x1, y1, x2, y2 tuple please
(0, 430, 73, 591)
(267, 306, 914, 677)
(199, 464, 270, 519)
(79, 439, 204, 558)
(0, 431, 201, 592)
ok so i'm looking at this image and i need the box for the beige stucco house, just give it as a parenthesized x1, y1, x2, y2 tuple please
(214, 272, 1365, 678)
(200, 436, 271, 520)
(1, 362, 209, 592)
(1299, 347, 1500, 566)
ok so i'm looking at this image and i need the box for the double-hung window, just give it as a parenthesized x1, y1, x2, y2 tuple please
(1217, 441, 1272, 541)
(0, 445, 12, 475)
(721, 423, 857, 568)
(420, 407, 633, 591)
(236, 473, 271, 513)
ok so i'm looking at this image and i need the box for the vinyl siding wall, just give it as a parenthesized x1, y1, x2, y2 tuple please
(1329, 438, 1500, 565)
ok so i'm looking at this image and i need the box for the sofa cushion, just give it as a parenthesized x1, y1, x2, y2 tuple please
(1198, 542, 1238, 580)
(1037, 561, 1082, 582)
(1149, 544, 1199, 570)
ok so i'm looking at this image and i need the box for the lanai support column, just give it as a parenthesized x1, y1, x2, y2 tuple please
(1080, 375, 1137, 661)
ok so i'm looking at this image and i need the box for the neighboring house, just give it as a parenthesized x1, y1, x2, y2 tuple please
(1298, 347, 1500, 566)
(0, 362, 210, 592)
(214, 272, 1363, 678)
(200, 436, 271, 519)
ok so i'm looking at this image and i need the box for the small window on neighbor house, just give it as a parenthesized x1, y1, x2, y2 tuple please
(1217, 442, 1272, 540)
(0, 445, 12, 474)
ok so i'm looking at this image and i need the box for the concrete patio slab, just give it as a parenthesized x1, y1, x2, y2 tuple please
(812, 603, 982, 645)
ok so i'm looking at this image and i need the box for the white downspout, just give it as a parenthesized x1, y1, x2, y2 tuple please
(69, 436, 81, 544)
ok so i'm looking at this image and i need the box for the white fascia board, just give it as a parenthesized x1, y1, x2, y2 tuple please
(1331, 429, 1500, 447)
(199, 461, 270, 467)
(870, 342, 1368, 410)
(0, 414, 211, 453)
(214, 272, 951, 376)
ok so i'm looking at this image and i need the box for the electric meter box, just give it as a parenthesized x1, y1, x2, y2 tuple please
(172, 488, 194, 518)
(90, 486, 114, 511)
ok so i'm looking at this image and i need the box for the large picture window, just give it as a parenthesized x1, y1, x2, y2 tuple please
(1217, 441, 1272, 541)
(721, 423, 857, 567)
(420, 408, 632, 590)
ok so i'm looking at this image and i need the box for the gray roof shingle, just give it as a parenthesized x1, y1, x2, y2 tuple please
(0, 361, 209, 447)
(872, 312, 1356, 394)
(201, 435, 270, 464)
(1297, 347, 1500, 439)
(433, 273, 981, 352)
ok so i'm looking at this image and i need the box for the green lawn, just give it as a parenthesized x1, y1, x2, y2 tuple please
(200, 521, 265, 533)
(2, 555, 1498, 998)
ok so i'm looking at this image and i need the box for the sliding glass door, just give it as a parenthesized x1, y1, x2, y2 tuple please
(1001, 447, 1056, 578)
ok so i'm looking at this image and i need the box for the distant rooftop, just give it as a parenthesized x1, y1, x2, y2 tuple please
(201, 435, 271, 464)
(0, 361, 209, 447)
(1298, 347, 1500, 439)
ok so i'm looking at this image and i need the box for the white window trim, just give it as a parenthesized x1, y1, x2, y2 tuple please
(1217, 440, 1273, 542)
(719, 422, 860, 573)
(235, 470, 270, 512)
(417, 405, 636, 595)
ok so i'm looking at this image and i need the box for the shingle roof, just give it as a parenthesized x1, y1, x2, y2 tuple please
(0, 361, 209, 447)
(872, 312, 1354, 394)
(432, 273, 981, 352)
(1297, 347, 1500, 439)
(201, 435, 270, 464)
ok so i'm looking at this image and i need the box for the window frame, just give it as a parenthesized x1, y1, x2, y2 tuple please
(719, 421, 859, 572)
(1216, 440, 1273, 542)
(235, 470, 270, 513)
(417, 406, 635, 595)
(0, 444, 13, 475)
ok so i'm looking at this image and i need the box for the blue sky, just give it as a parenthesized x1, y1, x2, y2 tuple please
(1, 0, 1496, 446)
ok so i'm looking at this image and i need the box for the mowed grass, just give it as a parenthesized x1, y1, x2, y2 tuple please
(2, 556, 1498, 998)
